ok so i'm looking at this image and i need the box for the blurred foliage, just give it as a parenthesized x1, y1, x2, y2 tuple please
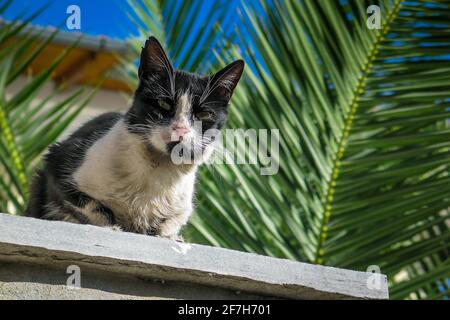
(0, 0, 93, 214)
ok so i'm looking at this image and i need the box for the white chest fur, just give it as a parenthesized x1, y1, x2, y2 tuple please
(73, 120, 197, 234)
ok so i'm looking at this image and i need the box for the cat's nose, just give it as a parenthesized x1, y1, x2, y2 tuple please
(171, 122, 191, 141)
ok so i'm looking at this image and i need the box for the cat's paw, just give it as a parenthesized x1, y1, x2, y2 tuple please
(157, 234, 184, 242)
(172, 235, 184, 243)
(107, 225, 123, 232)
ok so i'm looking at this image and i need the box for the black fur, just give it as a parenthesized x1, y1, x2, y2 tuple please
(26, 113, 122, 221)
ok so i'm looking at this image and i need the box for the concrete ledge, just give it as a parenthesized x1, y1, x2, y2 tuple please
(0, 213, 388, 299)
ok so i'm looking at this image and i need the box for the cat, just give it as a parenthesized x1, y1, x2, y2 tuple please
(25, 36, 244, 241)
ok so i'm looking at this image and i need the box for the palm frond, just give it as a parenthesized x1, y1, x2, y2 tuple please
(125, 0, 237, 83)
(187, 0, 450, 299)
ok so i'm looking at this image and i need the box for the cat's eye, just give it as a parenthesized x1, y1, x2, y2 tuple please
(158, 99, 172, 111)
(195, 111, 212, 121)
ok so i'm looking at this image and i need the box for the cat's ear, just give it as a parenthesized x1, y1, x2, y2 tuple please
(138, 36, 174, 86)
(206, 60, 245, 102)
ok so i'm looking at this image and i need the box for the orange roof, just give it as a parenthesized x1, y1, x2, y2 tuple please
(10, 24, 135, 92)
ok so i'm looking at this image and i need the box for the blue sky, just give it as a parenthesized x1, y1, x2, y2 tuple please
(0, 0, 258, 72)
(0, 0, 247, 41)
(2, 0, 142, 39)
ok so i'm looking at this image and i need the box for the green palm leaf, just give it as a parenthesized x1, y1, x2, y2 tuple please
(124, 0, 449, 299)
(0, 1, 93, 214)
(185, 0, 450, 300)
(125, 0, 233, 86)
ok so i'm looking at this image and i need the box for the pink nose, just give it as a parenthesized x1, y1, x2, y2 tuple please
(171, 122, 190, 141)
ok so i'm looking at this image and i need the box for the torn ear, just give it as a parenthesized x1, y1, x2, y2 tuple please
(138, 36, 174, 80)
(208, 60, 245, 101)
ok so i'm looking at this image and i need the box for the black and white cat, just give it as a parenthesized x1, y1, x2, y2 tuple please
(25, 36, 244, 240)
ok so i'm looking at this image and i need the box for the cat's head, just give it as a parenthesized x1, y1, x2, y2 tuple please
(125, 36, 244, 165)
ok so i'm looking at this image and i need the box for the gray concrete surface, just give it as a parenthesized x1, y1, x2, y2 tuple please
(0, 261, 262, 299)
(0, 213, 389, 300)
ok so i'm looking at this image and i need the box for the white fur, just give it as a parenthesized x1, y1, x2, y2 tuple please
(175, 92, 192, 123)
(73, 120, 197, 237)
(149, 126, 169, 153)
